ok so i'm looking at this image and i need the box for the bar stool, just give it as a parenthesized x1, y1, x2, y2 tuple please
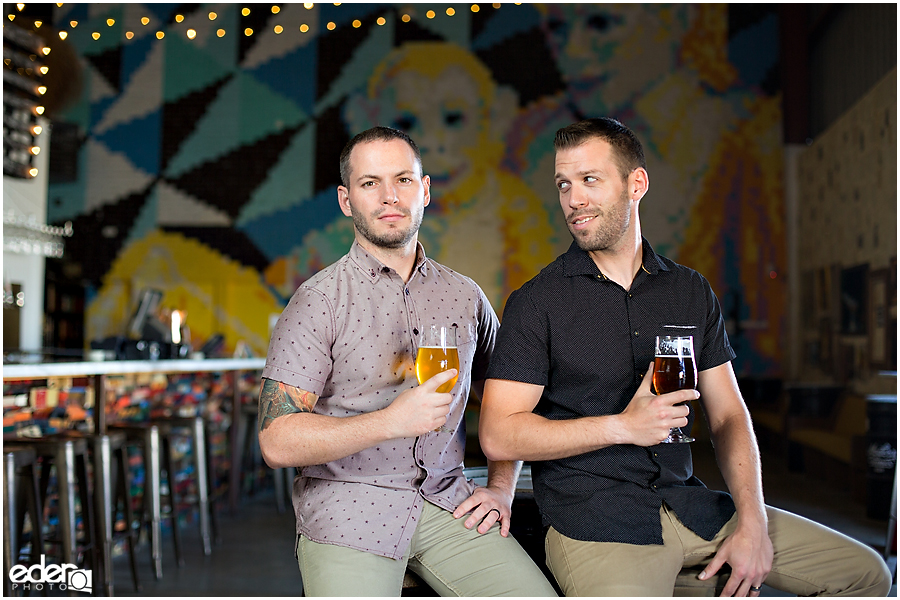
(3, 445, 45, 597)
(16, 435, 99, 581)
(112, 414, 221, 573)
(110, 422, 182, 580)
(152, 415, 220, 555)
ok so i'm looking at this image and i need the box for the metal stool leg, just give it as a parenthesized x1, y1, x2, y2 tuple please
(92, 434, 114, 595)
(4, 452, 17, 596)
(114, 444, 141, 592)
(56, 441, 78, 567)
(161, 434, 184, 567)
(190, 417, 212, 556)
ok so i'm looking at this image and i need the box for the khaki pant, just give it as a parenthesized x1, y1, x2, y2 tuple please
(298, 500, 558, 596)
(546, 503, 892, 597)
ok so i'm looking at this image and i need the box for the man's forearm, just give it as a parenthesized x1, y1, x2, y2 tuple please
(485, 459, 523, 498)
(711, 412, 767, 524)
(257, 378, 396, 468)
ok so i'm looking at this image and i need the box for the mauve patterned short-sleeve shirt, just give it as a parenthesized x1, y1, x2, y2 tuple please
(262, 240, 499, 560)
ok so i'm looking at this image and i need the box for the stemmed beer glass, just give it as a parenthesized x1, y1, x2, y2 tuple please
(652, 335, 698, 444)
(416, 324, 459, 433)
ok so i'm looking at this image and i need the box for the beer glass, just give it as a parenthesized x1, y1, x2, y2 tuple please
(416, 325, 459, 432)
(652, 335, 697, 443)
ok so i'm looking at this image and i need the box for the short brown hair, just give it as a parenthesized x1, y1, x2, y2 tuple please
(554, 118, 646, 180)
(339, 126, 423, 187)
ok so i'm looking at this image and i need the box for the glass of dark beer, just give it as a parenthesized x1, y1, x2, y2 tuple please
(653, 335, 698, 443)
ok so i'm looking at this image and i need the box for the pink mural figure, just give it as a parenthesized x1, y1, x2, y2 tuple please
(506, 5, 786, 372)
(342, 41, 564, 314)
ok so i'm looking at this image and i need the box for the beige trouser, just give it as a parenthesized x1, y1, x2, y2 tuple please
(545, 503, 892, 597)
(297, 500, 558, 596)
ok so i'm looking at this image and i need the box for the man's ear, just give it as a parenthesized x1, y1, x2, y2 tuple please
(337, 185, 353, 217)
(630, 167, 649, 201)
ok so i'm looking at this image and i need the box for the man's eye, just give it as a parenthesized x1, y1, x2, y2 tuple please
(398, 177, 411, 184)
(584, 176, 597, 183)
(362, 181, 376, 187)
(557, 181, 570, 191)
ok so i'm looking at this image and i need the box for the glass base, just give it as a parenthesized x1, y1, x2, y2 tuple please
(661, 427, 694, 443)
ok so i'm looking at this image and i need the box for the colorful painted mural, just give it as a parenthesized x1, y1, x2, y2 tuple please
(47, 3, 785, 375)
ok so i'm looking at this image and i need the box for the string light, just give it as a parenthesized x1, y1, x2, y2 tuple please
(31, 125, 42, 135)
(304, 3, 313, 9)
(244, 27, 253, 36)
(352, 19, 361, 28)
(156, 31, 164, 39)
(401, 14, 411, 22)
(271, 5, 280, 14)
(186, 28, 197, 39)
(92, 32, 100, 39)
(141, 16, 150, 25)
(426, 10, 435, 18)
(16, 3, 24, 10)
(216, 28, 226, 37)
(376, 17, 385, 25)
(241, 7, 250, 16)
(274, 25, 283, 34)
(28, 168, 38, 178)
(30, 146, 40, 156)
(69, 20, 77, 27)
(175, 14, 184, 23)
(299, 23, 309, 32)
(36, 86, 46, 95)
(39, 65, 48, 75)
(209, 11, 217, 20)
(58, 31, 67, 39)
(125, 31, 134, 39)
(33, 20, 41, 28)
(7, 15, 15, 21)
(41, 46, 50, 55)
(106, 18, 114, 26)
(326, 21, 336, 30)
(446, 7, 455, 16)
(471, 4, 480, 12)
(35, 106, 44, 115)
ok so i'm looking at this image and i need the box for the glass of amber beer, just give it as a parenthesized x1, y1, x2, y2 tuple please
(416, 325, 459, 432)
(653, 335, 698, 443)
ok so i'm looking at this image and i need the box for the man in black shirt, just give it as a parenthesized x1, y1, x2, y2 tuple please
(480, 118, 891, 597)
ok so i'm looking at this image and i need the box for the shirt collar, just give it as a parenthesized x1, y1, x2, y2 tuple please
(349, 239, 430, 283)
(562, 237, 669, 279)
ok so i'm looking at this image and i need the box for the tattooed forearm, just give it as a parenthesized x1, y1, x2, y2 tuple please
(258, 378, 319, 432)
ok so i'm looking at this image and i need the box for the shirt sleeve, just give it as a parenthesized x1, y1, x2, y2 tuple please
(470, 284, 500, 382)
(698, 274, 737, 372)
(486, 285, 551, 386)
(261, 286, 334, 395)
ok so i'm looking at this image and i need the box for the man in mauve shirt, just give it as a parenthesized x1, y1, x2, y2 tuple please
(479, 118, 891, 597)
(258, 126, 556, 597)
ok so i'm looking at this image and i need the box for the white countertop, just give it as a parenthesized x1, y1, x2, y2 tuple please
(3, 357, 266, 380)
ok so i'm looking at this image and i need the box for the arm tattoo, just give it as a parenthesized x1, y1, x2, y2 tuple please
(258, 378, 318, 432)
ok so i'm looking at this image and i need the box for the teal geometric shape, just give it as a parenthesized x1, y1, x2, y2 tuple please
(414, 9, 472, 47)
(125, 182, 160, 245)
(163, 33, 235, 103)
(236, 71, 307, 147)
(198, 4, 239, 71)
(163, 70, 306, 179)
(68, 7, 124, 57)
(237, 122, 316, 226)
(162, 76, 241, 179)
(314, 16, 395, 116)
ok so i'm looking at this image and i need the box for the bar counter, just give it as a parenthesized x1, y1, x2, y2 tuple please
(3, 357, 266, 512)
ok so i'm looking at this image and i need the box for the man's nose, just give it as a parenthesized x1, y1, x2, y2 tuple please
(567, 186, 588, 208)
(381, 183, 400, 204)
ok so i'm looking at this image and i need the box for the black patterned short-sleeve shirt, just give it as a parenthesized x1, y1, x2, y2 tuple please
(262, 240, 498, 559)
(486, 238, 737, 545)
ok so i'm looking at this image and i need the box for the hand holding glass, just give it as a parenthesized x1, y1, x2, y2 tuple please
(652, 335, 697, 443)
(416, 325, 459, 432)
